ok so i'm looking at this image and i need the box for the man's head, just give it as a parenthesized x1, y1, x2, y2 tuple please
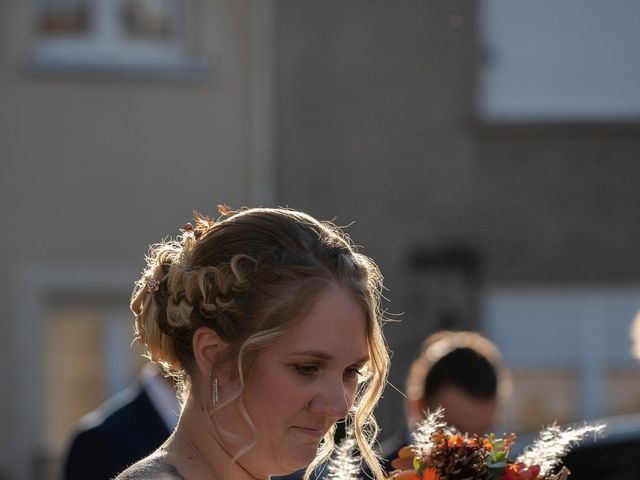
(405, 331, 508, 435)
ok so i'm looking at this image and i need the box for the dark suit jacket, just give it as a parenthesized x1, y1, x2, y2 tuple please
(63, 382, 171, 480)
(561, 436, 640, 480)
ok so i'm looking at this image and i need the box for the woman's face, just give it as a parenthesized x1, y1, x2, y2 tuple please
(219, 283, 370, 476)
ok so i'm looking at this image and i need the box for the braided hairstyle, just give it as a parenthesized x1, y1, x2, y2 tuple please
(130, 206, 390, 480)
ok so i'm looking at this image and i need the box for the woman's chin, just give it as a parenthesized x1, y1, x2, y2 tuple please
(284, 447, 319, 473)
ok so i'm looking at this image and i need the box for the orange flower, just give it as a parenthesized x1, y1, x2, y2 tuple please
(389, 470, 421, 480)
(391, 445, 417, 471)
(447, 435, 464, 448)
(483, 438, 493, 451)
(422, 467, 440, 480)
(397, 445, 416, 458)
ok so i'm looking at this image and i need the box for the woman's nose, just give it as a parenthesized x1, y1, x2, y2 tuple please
(309, 381, 350, 419)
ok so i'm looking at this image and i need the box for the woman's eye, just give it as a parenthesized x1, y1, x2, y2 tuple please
(344, 367, 362, 379)
(295, 364, 318, 376)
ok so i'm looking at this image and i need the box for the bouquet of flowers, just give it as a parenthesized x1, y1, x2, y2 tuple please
(327, 408, 605, 480)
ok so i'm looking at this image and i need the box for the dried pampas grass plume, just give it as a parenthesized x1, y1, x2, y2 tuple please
(326, 429, 361, 480)
(411, 407, 449, 457)
(516, 422, 606, 476)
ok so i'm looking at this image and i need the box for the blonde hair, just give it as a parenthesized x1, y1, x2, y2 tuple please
(130, 207, 390, 480)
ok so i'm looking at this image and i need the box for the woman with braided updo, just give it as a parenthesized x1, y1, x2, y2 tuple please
(116, 206, 390, 480)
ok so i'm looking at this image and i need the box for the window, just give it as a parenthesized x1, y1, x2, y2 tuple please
(30, 0, 209, 77)
(10, 263, 145, 480)
(41, 304, 147, 479)
(477, 0, 640, 122)
(483, 285, 640, 433)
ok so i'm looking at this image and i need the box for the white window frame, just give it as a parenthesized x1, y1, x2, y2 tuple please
(29, 0, 209, 77)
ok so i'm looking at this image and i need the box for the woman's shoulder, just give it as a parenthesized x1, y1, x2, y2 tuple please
(114, 453, 187, 480)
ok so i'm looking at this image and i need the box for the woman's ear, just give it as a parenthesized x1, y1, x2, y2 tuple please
(192, 326, 226, 378)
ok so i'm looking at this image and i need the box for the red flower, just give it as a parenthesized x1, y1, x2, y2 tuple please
(529, 465, 541, 478)
(500, 462, 541, 480)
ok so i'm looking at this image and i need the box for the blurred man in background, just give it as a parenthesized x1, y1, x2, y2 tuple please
(382, 330, 509, 471)
(63, 363, 179, 480)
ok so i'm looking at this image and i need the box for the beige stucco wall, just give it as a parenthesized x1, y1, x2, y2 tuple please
(0, 1, 270, 478)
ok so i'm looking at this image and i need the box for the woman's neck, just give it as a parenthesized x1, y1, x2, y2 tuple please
(173, 397, 268, 480)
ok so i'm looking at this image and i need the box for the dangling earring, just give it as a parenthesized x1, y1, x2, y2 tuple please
(212, 378, 219, 406)
(210, 368, 220, 409)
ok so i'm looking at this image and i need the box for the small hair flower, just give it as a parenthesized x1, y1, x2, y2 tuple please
(145, 278, 160, 293)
